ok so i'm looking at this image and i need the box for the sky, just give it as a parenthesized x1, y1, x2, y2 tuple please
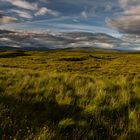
(0, 0, 140, 38)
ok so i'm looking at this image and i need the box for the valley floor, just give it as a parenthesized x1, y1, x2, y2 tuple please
(0, 50, 140, 139)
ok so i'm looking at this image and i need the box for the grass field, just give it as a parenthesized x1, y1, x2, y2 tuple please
(0, 50, 140, 139)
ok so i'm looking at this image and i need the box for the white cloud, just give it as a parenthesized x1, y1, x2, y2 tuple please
(35, 7, 59, 16)
(81, 11, 88, 18)
(35, 7, 48, 16)
(2, 0, 38, 10)
(0, 0, 60, 23)
(80, 8, 95, 18)
(11, 10, 33, 19)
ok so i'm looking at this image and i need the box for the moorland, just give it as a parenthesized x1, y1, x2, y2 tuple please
(0, 50, 140, 139)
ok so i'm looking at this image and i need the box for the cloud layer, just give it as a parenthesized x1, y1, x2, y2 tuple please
(0, 0, 139, 39)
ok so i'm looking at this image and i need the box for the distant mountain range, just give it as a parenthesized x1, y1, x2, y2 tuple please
(0, 30, 139, 51)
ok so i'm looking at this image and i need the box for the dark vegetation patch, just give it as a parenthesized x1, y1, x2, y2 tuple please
(58, 56, 89, 62)
(58, 55, 116, 62)
(0, 51, 30, 58)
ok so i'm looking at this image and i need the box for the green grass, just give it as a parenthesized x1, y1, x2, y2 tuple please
(0, 50, 140, 139)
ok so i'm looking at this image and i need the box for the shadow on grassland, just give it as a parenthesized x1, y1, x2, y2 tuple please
(0, 93, 84, 139)
(0, 92, 140, 140)
(0, 92, 115, 140)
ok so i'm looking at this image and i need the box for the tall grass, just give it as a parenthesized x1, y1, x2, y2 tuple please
(0, 69, 140, 139)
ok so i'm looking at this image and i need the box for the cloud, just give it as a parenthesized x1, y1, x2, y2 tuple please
(0, 0, 60, 23)
(3, 0, 38, 10)
(118, 0, 140, 14)
(118, 0, 140, 9)
(0, 15, 17, 23)
(80, 7, 96, 18)
(107, 16, 140, 34)
(124, 5, 140, 15)
(81, 11, 88, 18)
(35, 7, 59, 16)
(107, 0, 140, 35)
(11, 10, 33, 19)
